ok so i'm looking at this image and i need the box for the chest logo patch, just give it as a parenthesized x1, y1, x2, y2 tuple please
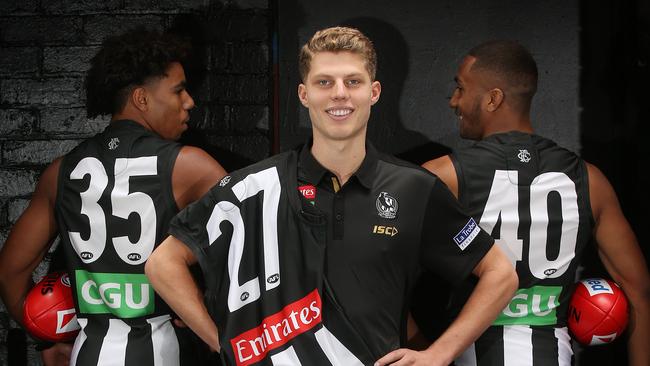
(376, 191, 398, 219)
(108, 137, 120, 150)
(298, 184, 316, 200)
(518, 149, 531, 163)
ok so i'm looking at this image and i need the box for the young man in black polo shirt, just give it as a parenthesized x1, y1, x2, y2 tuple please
(145, 27, 517, 366)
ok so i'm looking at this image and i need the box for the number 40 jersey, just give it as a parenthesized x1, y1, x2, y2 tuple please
(55, 120, 182, 366)
(448, 131, 594, 328)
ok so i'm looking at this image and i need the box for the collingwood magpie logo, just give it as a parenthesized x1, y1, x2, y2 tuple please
(376, 192, 398, 219)
(219, 176, 231, 187)
(518, 149, 531, 163)
(108, 137, 120, 150)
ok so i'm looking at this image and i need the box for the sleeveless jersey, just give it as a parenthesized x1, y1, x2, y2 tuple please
(55, 120, 182, 366)
(169, 148, 494, 366)
(449, 132, 594, 365)
(450, 131, 594, 326)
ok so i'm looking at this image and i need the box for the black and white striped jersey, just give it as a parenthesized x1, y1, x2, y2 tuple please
(169, 146, 495, 366)
(55, 120, 182, 365)
(448, 131, 594, 365)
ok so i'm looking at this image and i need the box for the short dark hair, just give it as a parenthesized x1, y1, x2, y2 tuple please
(85, 27, 189, 118)
(468, 40, 538, 110)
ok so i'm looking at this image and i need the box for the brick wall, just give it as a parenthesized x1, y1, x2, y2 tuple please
(0, 1, 271, 364)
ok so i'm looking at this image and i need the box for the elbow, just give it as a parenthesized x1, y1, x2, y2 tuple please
(144, 250, 162, 286)
(506, 268, 519, 296)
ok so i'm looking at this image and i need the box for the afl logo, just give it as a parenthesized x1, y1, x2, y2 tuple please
(80, 252, 93, 260)
(267, 274, 280, 284)
(376, 192, 398, 219)
(60, 274, 71, 287)
(127, 253, 141, 261)
(240, 292, 250, 301)
(219, 176, 231, 187)
(544, 268, 557, 276)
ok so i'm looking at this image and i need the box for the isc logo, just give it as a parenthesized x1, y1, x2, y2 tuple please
(373, 225, 398, 237)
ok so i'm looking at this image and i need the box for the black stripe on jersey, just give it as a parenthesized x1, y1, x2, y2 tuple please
(474, 326, 505, 366)
(124, 322, 154, 366)
(531, 327, 560, 366)
(75, 318, 109, 366)
(285, 331, 334, 365)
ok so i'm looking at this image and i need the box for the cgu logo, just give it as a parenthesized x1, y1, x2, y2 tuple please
(75, 270, 155, 318)
(373, 225, 398, 237)
(494, 286, 562, 326)
(81, 280, 150, 310)
(502, 292, 557, 318)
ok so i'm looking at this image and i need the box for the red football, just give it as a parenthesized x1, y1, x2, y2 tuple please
(567, 278, 629, 346)
(22, 272, 80, 342)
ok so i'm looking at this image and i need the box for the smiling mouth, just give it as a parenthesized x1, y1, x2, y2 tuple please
(326, 108, 353, 118)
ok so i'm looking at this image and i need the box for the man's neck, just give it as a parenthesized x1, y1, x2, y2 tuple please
(310, 136, 366, 186)
(483, 115, 534, 138)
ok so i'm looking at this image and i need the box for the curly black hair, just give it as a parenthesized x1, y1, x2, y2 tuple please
(85, 27, 190, 118)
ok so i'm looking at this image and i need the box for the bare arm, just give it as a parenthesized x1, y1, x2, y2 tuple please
(0, 159, 61, 323)
(173, 146, 227, 209)
(145, 236, 220, 351)
(587, 163, 650, 366)
(422, 155, 458, 198)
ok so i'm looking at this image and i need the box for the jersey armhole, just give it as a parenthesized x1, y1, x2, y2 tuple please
(165, 143, 183, 214)
(580, 160, 596, 228)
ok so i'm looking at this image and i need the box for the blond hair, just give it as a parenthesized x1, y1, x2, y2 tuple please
(299, 26, 377, 81)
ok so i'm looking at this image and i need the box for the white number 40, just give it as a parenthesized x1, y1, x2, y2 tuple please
(480, 170, 579, 279)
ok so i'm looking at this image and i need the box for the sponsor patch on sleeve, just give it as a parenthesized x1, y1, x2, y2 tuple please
(453, 218, 480, 251)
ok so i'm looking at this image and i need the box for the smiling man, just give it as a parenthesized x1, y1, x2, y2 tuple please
(0, 28, 226, 366)
(422, 40, 650, 366)
(146, 27, 517, 366)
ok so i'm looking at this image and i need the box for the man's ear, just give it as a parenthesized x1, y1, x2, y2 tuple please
(132, 87, 148, 112)
(370, 80, 381, 105)
(298, 83, 309, 108)
(486, 88, 504, 112)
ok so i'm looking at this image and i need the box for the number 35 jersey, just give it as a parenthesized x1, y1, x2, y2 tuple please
(449, 131, 594, 327)
(55, 120, 182, 365)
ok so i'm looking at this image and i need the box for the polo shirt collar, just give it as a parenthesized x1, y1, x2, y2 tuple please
(298, 139, 378, 190)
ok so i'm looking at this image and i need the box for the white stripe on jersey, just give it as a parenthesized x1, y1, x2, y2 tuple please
(270, 346, 302, 365)
(147, 314, 179, 366)
(314, 326, 364, 366)
(71, 318, 88, 366)
(456, 325, 573, 366)
(97, 318, 131, 365)
(555, 327, 573, 366)
(503, 325, 532, 366)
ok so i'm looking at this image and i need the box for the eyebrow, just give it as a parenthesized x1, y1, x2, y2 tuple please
(173, 80, 187, 91)
(312, 72, 364, 79)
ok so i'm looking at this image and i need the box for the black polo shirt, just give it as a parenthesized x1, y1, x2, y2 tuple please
(296, 142, 495, 357)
